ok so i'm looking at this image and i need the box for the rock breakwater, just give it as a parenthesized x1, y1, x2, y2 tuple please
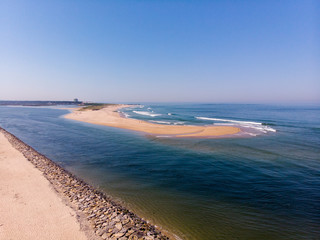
(0, 127, 169, 240)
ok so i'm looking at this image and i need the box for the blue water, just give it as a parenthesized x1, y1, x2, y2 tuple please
(0, 104, 319, 239)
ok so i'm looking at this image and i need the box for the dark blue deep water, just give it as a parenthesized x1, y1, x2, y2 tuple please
(0, 104, 319, 240)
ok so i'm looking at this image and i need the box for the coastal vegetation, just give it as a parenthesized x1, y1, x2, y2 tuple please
(78, 103, 119, 111)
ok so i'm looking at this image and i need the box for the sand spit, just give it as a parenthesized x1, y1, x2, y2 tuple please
(0, 127, 169, 240)
(64, 105, 240, 138)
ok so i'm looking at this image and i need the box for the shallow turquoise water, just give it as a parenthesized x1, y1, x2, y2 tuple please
(0, 104, 319, 239)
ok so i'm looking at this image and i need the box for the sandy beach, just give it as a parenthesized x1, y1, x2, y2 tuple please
(0, 127, 169, 240)
(0, 132, 88, 240)
(64, 105, 240, 137)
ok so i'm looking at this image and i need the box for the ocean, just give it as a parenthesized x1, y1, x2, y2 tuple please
(0, 104, 319, 239)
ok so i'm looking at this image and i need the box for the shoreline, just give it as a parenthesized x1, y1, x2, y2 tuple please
(64, 105, 240, 138)
(0, 127, 169, 240)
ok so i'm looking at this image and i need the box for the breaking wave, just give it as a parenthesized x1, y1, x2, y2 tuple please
(196, 116, 276, 134)
(150, 120, 171, 124)
(133, 111, 162, 117)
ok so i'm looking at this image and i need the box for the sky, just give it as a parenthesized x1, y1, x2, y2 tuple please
(0, 0, 319, 104)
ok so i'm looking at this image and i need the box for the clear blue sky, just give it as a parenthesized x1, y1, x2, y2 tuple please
(0, 0, 319, 103)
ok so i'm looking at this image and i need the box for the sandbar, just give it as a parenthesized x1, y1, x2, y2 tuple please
(64, 105, 240, 137)
(0, 132, 88, 240)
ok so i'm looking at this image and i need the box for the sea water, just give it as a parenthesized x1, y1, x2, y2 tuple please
(0, 104, 319, 239)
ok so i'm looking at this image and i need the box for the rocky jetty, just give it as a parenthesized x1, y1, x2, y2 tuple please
(0, 127, 169, 240)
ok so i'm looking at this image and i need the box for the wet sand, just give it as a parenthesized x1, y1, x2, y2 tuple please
(64, 105, 240, 137)
(0, 132, 88, 240)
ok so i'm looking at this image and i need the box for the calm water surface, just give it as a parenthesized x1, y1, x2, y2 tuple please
(0, 104, 319, 240)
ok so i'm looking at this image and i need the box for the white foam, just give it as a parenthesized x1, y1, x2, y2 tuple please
(196, 117, 262, 125)
(168, 113, 172, 115)
(173, 121, 185, 125)
(150, 120, 171, 125)
(247, 133, 258, 136)
(133, 111, 161, 117)
(196, 116, 276, 134)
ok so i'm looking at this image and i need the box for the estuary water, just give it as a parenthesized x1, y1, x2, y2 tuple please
(0, 104, 319, 240)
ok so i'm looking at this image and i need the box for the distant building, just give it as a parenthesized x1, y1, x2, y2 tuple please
(74, 98, 79, 103)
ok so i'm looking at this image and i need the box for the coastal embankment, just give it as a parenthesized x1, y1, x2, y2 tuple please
(65, 105, 240, 137)
(0, 127, 169, 240)
(0, 130, 89, 240)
